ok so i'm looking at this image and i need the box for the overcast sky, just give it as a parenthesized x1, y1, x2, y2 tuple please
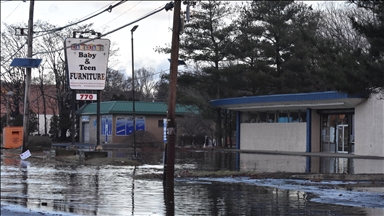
(1, 1, 342, 79)
(1, 1, 179, 79)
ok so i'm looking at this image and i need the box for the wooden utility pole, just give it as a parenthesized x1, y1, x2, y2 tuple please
(21, 0, 35, 153)
(164, 1, 181, 214)
(165, 0, 181, 184)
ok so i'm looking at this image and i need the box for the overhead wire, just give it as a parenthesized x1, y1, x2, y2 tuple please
(0, 0, 13, 4)
(132, 68, 170, 80)
(33, 0, 128, 34)
(77, 1, 120, 22)
(95, 0, 142, 31)
(1, 40, 28, 63)
(96, 5, 166, 40)
(32, 4, 169, 57)
(33, 1, 127, 40)
(2, 1, 23, 22)
(2, 1, 127, 60)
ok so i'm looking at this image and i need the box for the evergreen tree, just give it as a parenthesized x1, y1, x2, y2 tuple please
(10, 110, 38, 135)
(156, 0, 237, 147)
(28, 110, 39, 134)
(49, 114, 60, 139)
(349, 0, 384, 95)
(230, 1, 323, 95)
(313, 1, 383, 96)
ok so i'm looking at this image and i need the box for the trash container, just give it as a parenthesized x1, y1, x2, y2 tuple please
(2, 126, 23, 149)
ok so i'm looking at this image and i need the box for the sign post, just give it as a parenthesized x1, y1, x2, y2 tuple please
(10, 57, 42, 157)
(65, 37, 110, 149)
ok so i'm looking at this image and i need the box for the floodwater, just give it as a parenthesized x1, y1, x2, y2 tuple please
(1, 149, 383, 215)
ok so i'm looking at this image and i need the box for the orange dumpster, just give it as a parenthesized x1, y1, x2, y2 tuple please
(2, 126, 23, 149)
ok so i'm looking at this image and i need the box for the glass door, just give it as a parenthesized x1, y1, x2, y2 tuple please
(336, 124, 349, 153)
(321, 113, 353, 153)
(321, 115, 337, 152)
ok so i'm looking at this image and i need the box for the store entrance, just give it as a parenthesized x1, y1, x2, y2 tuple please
(320, 111, 354, 154)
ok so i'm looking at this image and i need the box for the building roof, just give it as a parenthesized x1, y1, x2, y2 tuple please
(210, 91, 367, 111)
(75, 101, 198, 116)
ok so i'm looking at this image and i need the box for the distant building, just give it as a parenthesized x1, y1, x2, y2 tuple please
(1, 85, 59, 136)
(75, 101, 197, 146)
(211, 91, 384, 158)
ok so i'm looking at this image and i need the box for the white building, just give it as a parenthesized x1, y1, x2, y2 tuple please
(211, 91, 384, 157)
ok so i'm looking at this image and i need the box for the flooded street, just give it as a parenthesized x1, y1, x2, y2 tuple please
(1, 149, 383, 215)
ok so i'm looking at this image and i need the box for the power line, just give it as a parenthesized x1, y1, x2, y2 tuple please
(77, 1, 120, 22)
(2, 1, 23, 22)
(1, 40, 28, 63)
(0, 0, 13, 4)
(132, 68, 170, 80)
(98, 5, 166, 39)
(95, 0, 143, 31)
(32, 3, 169, 57)
(33, 0, 128, 34)
(33, 2, 122, 39)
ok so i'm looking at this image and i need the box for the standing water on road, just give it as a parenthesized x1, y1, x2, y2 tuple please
(1, 149, 383, 215)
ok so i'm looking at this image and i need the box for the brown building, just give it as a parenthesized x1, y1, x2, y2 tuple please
(1, 85, 59, 135)
(75, 101, 198, 146)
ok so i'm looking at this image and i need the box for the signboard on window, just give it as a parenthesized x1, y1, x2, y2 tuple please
(163, 118, 167, 143)
(136, 116, 145, 131)
(101, 115, 112, 135)
(116, 117, 126, 136)
(81, 116, 90, 122)
(126, 116, 134, 136)
(115, 116, 145, 136)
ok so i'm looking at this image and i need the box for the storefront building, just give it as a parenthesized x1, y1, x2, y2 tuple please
(76, 101, 197, 146)
(211, 91, 384, 157)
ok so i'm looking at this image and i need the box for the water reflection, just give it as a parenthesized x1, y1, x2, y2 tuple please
(131, 166, 136, 215)
(1, 150, 383, 216)
(164, 179, 174, 216)
(174, 178, 370, 215)
(238, 153, 384, 174)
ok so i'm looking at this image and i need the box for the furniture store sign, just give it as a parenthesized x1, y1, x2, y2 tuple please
(65, 38, 110, 90)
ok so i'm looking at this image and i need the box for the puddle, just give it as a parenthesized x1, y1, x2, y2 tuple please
(1, 149, 383, 215)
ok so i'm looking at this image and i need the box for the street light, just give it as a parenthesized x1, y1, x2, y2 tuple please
(131, 25, 138, 157)
(6, 91, 14, 126)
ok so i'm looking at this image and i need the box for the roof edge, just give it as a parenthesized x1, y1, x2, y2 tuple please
(211, 91, 366, 107)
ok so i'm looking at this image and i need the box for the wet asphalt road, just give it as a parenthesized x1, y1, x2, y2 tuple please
(1, 204, 78, 216)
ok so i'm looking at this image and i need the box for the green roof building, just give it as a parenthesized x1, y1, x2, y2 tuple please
(76, 101, 198, 146)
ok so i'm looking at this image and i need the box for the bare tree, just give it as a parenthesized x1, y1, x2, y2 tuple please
(1, 23, 29, 123)
(318, 2, 370, 52)
(102, 68, 131, 101)
(135, 67, 156, 101)
(31, 65, 54, 135)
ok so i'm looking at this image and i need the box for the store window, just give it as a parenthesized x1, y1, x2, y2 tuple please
(242, 110, 306, 123)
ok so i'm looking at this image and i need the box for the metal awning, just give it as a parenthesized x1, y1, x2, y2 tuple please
(210, 91, 367, 111)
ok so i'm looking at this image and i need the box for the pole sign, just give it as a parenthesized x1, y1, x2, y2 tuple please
(76, 93, 97, 101)
(163, 118, 167, 143)
(64, 38, 110, 90)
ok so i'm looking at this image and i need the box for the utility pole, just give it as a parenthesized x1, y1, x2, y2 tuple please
(165, 0, 181, 186)
(21, 0, 35, 153)
(164, 1, 181, 214)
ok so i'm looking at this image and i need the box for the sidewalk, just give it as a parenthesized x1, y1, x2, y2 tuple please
(52, 142, 384, 160)
(217, 148, 384, 160)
